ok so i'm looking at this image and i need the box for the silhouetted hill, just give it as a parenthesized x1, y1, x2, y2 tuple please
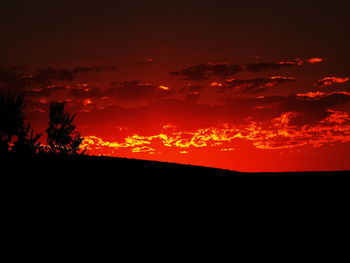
(6, 154, 350, 235)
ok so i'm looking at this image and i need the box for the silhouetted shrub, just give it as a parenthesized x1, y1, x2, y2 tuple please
(46, 101, 83, 155)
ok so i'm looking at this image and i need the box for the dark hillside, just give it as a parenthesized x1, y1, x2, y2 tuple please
(6, 154, 350, 234)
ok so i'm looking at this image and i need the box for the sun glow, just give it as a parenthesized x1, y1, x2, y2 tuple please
(83, 98, 93, 106)
(159, 85, 170, 90)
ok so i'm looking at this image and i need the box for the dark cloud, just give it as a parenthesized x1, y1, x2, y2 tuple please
(217, 76, 297, 93)
(249, 92, 350, 125)
(170, 63, 242, 81)
(0, 67, 74, 92)
(33, 67, 75, 84)
(170, 59, 306, 81)
(73, 65, 117, 74)
(246, 62, 293, 72)
(33, 66, 116, 84)
(246, 59, 302, 72)
(24, 85, 67, 97)
(290, 92, 350, 114)
(0, 68, 31, 90)
(70, 86, 105, 99)
(105, 80, 174, 102)
(0, 66, 117, 94)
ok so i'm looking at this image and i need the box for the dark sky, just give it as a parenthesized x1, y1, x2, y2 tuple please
(1, 0, 350, 71)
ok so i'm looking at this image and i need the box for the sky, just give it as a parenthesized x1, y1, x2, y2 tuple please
(1, 0, 350, 171)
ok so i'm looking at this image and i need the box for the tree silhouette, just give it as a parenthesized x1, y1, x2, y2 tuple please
(0, 93, 42, 155)
(0, 93, 25, 154)
(46, 101, 83, 155)
(12, 124, 42, 155)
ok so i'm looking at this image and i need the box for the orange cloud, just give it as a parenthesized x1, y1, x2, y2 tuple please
(315, 77, 349, 86)
(307, 57, 323, 64)
(297, 91, 350, 98)
(210, 82, 223, 87)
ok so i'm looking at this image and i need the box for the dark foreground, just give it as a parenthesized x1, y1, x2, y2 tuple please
(6, 154, 350, 234)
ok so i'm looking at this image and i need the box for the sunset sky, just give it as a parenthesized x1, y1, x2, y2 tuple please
(1, 0, 350, 171)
